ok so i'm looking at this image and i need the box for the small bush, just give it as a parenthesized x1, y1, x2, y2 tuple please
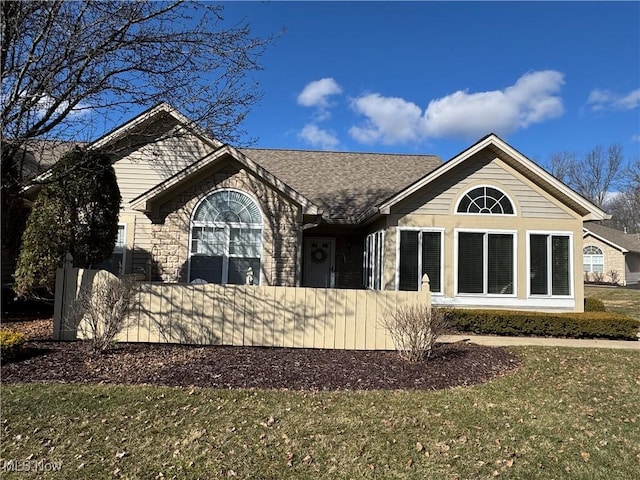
(0, 329, 27, 362)
(67, 273, 139, 352)
(448, 309, 639, 340)
(384, 304, 449, 362)
(584, 297, 606, 312)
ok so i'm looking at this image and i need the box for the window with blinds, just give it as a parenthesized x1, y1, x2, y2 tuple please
(190, 190, 262, 285)
(529, 233, 571, 296)
(457, 231, 514, 295)
(398, 230, 442, 292)
(583, 245, 604, 273)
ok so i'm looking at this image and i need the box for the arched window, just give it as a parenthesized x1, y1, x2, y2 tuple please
(456, 186, 514, 215)
(583, 245, 604, 273)
(189, 190, 262, 285)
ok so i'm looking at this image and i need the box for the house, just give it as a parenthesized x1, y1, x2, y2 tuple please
(26, 103, 609, 313)
(583, 223, 640, 285)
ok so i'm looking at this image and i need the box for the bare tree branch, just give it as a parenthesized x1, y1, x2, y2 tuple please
(1, 0, 275, 258)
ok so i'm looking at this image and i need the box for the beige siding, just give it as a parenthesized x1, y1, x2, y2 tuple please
(383, 151, 586, 312)
(397, 153, 573, 219)
(114, 131, 216, 208)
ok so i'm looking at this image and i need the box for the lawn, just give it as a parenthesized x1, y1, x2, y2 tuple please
(585, 284, 640, 321)
(2, 347, 639, 479)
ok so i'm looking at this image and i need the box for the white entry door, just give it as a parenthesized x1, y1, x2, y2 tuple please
(303, 237, 335, 287)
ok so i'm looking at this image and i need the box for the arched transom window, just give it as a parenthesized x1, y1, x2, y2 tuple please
(456, 186, 514, 215)
(189, 190, 262, 285)
(583, 245, 604, 273)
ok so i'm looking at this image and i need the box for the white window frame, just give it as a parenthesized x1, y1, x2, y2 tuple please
(583, 245, 604, 273)
(526, 230, 574, 298)
(454, 228, 517, 297)
(188, 189, 263, 285)
(395, 227, 444, 294)
(364, 230, 384, 290)
(454, 185, 516, 216)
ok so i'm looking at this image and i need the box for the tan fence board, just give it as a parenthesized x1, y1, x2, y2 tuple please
(54, 267, 431, 351)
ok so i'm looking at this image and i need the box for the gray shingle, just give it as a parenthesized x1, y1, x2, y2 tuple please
(585, 222, 640, 253)
(241, 148, 442, 221)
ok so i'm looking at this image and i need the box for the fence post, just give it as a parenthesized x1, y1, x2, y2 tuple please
(53, 253, 74, 340)
(421, 274, 431, 308)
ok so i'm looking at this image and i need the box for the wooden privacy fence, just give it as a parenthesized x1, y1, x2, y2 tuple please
(54, 259, 432, 350)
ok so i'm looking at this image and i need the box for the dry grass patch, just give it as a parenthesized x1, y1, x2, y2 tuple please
(2, 347, 639, 479)
(585, 285, 640, 321)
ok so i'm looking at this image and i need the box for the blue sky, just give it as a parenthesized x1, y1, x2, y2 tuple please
(217, 1, 640, 166)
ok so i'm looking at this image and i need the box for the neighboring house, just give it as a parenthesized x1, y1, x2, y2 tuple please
(583, 223, 640, 285)
(25, 103, 609, 312)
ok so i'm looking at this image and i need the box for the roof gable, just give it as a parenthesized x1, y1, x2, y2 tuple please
(375, 134, 609, 222)
(583, 223, 640, 253)
(130, 144, 319, 216)
(91, 102, 222, 152)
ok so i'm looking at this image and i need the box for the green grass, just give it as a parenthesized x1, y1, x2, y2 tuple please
(2, 347, 639, 479)
(585, 285, 640, 321)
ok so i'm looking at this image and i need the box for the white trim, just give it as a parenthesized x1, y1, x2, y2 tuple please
(115, 223, 127, 275)
(364, 230, 385, 290)
(454, 228, 518, 297)
(526, 230, 574, 298)
(582, 228, 629, 253)
(454, 184, 516, 216)
(432, 295, 576, 310)
(583, 245, 605, 274)
(378, 134, 609, 221)
(187, 188, 264, 285)
(90, 102, 223, 151)
(395, 227, 445, 293)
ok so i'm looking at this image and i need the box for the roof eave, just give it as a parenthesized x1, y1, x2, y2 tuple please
(130, 144, 320, 216)
(376, 134, 610, 221)
(583, 228, 630, 253)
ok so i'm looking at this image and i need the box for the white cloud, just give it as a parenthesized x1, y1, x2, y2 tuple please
(349, 70, 565, 144)
(297, 78, 343, 109)
(587, 88, 640, 111)
(631, 133, 640, 143)
(349, 94, 423, 144)
(298, 123, 340, 150)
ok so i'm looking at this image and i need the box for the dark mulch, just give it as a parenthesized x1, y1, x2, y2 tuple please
(1, 318, 520, 391)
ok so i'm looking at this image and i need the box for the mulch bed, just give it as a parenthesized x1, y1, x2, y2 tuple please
(1, 318, 520, 391)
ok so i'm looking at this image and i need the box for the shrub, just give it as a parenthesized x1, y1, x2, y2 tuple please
(447, 309, 639, 340)
(0, 329, 27, 362)
(14, 148, 121, 297)
(584, 297, 606, 312)
(67, 272, 139, 352)
(383, 304, 449, 362)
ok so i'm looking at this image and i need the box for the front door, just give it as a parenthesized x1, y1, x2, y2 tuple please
(303, 237, 335, 287)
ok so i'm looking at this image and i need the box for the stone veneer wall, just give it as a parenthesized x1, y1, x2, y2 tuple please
(149, 163, 301, 285)
(583, 237, 627, 285)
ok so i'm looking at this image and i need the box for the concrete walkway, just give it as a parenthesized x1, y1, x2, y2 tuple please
(439, 334, 640, 350)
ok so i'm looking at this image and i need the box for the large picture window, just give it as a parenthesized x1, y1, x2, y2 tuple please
(397, 230, 442, 292)
(583, 245, 604, 273)
(189, 190, 262, 285)
(529, 233, 571, 296)
(457, 231, 515, 295)
(364, 231, 384, 290)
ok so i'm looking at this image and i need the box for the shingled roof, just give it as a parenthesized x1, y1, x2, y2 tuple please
(584, 222, 640, 253)
(241, 148, 442, 221)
